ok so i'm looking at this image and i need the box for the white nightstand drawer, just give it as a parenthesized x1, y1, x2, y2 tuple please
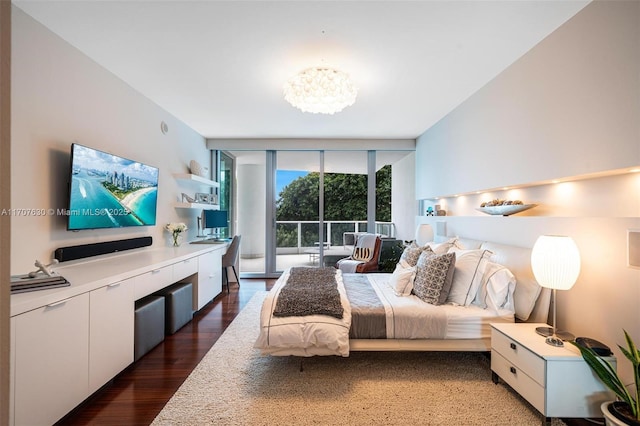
(492, 350, 545, 414)
(492, 328, 545, 385)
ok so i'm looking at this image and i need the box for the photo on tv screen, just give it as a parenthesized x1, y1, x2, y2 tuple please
(67, 143, 159, 230)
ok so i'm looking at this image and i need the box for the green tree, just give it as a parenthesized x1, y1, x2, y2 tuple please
(375, 165, 391, 222)
(276, 166, 391, 246)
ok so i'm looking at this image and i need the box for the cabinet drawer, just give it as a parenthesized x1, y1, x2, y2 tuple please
(135, 266, 173, 299)
(492, 328, 545, 385)
(89, 278, 135, 393)
(173, 257, 198, 281)
(14, 293, 90, 425)
(492, 350, 545, 414)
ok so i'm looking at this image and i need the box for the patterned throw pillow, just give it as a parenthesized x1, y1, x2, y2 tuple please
(353, 247, 372, 261)
(412, 251, 456, 305)
(399, 243, 433, 267)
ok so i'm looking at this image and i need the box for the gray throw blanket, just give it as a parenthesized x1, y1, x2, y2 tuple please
(273, 267, 344, 319)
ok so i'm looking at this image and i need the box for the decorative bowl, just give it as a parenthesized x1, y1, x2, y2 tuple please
(476, 204, 537, 216)
(189, 160, 208, 177)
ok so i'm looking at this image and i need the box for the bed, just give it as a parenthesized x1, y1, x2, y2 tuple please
(255, 238, 551, 357)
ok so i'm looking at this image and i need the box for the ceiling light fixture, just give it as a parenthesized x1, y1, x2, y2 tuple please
(283, 67, 357, 114)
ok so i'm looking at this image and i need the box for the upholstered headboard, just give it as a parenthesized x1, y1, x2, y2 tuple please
(452, 238, 550, 324)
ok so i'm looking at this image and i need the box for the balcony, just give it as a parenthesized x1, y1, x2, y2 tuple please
(240, 220, 395, 273)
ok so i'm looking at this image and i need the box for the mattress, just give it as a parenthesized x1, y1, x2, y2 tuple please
(254, 268, 515, 357)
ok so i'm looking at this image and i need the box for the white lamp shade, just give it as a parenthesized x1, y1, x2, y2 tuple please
(531, 235, 581, 290)
(415, 224, 434, 246)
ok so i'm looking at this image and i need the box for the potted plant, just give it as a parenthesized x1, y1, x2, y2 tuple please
(378, 239, 406, 272)
(572, 330, 640, 425)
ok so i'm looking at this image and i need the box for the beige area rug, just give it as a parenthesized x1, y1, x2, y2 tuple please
(153, 292, 565, 426)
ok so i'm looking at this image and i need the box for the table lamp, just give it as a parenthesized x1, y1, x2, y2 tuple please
(531, 235, 581, 347)
(415, 224, 434, 246)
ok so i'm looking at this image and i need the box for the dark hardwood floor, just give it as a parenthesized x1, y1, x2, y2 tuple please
(56, 278, 600, 426)
(57, 279, 275, 426)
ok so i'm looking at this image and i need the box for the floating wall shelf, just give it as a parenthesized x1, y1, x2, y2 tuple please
(173, 173, 220, 210)
(173, 202, 219, 210)
(172, 173, 220, 188)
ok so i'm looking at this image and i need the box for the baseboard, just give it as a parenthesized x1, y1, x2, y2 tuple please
(54, 236, 153, 262)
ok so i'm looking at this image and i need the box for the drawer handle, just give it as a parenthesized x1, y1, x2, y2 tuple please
(510, 367, 517, 375)
(151, 269, 162, 274)
(46, 299, 68, 308)
(108, 282, 121, 288)
(510, 343, 516, 350)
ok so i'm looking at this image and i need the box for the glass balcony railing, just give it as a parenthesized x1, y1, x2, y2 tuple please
(275, 220, 395, 254)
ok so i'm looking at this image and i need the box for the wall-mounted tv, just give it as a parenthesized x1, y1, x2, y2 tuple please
(67, 143, 159, 231)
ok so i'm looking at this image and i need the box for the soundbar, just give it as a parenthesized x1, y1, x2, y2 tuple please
(54, 236, 153, 262)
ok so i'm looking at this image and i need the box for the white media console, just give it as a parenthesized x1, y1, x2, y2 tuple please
(9, 243, 227, 426)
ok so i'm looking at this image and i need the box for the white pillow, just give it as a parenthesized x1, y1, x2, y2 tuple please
(513, 276, 542, 321)
(388, 260, 416, 296)
(473, 262, 516, 311)
(427, 237, 461, 255)
(445, 249, 493, 306)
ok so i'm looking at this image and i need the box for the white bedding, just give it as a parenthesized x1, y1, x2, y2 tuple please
(254, 268, 352, 357)
(366, 274, 514, 340)
(254, 269, 515, 357)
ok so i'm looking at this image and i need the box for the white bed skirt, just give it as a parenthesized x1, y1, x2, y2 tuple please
(349, 338, 491, 352)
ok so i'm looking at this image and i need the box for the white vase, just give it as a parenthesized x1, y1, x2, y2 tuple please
(602, 402, 633, 426)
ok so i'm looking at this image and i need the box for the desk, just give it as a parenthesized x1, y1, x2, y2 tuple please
(10, 244, 227, 426)
(190, 238, 229, 245)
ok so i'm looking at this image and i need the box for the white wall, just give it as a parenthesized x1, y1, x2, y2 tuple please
(237, 163, 266, 259)
(431, 172, 640, 219)
(391, 151, 416, 241)
(11, 7, 211, 272)
(416, 0, 639, 200)
(415, 0, 640, 384)
(0, 2, 11, 423)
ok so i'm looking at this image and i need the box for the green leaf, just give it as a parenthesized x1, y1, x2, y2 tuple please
(572, 332, 640, 420)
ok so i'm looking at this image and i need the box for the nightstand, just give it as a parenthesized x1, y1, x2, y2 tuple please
(491, 323, 616, 426)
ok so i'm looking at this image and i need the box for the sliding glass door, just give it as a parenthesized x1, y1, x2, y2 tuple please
(322, 151, 369, 266)
(217, 152, 234, 239)
(234, 151, 268, 275)
(274, 151, 321, 271)
(229, 148, 410, 278)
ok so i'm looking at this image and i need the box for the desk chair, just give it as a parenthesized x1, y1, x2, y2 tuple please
(222, 235, 241, 293)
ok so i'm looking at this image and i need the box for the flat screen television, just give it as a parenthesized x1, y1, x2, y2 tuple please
(67, 143, 159, 231)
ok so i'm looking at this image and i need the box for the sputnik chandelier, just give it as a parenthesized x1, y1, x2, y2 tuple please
(283, 67, 358, 114)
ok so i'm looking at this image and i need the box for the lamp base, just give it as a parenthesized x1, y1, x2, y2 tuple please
(535, 326, 575, 342)
(545, 335, 565, 347)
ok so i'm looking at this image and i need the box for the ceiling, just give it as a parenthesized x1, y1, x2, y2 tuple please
(235, 150, 410, 173)
(14, 1, 589, 140)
